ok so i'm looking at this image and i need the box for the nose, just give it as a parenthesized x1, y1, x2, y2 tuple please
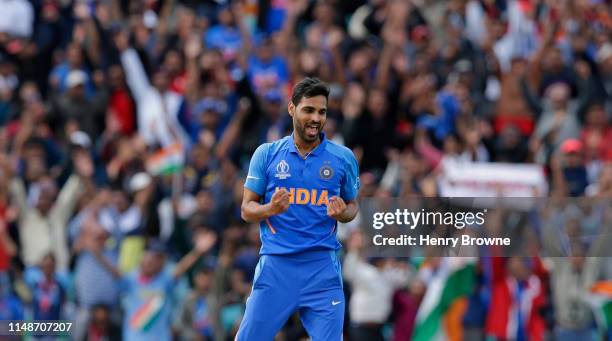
(312, 113, 323, 123)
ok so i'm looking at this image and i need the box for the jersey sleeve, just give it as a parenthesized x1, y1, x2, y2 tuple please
(118, 273, 133, 294)
(244, 143, 269, 196)
(341, 150, 360, 201)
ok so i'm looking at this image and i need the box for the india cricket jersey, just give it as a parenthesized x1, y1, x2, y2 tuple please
(244, 132, 360, 255)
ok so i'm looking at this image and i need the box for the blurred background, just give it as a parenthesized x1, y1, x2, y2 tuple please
(0, 0, 611, 340)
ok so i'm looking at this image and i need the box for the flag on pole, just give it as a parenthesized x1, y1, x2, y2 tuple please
(587, 281, 612, 331)
(412, 258, 477, 341)
(146, 143, 185, 175)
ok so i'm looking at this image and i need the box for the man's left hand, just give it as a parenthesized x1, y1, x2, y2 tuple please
(327, 196, 347, 220)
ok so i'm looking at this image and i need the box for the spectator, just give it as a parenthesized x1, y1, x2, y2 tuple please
(26, 253, 67, 321)
(485, 257, 548, 341)
(204, 5, 242, 63)
(9, 151, 93, 271)
(49, 70, 108, 141)
(105, 64, 137, 137)
(87, 229, 217, 341)
(0, 217, 16, 274)
(343, 230, 412, 341)
(595, 43, 612, 114)
(581, 103, 612, 178)
(587, 163, 612, 197)
(116, 31, 192, 148)
(175, 268, 220, 341)
(543, 236, 609, 339)
(0, 269, 23, 321)
(551, 139, 589, 197)
(49, 43, 95, 97)
(524, 69, 593, 164)
(83, 304, 122, 341)
(493, 124, 529, 163)
(71, 206, 122, 341)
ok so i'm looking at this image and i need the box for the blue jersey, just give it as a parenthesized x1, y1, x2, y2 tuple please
(244, 133, 360, 255)
(121, 269, 175, 341)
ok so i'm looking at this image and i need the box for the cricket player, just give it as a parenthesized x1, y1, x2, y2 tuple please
(237, 77, 360, 340)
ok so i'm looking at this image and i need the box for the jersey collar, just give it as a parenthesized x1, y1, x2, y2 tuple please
(289, 132, 327, 157)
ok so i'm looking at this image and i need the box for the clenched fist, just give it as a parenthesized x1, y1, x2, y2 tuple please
(268, 188, 290, 216)
(327, 196, 347, 220)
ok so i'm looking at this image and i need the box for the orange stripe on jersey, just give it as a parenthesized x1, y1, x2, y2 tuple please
(265, 219, 277, 234)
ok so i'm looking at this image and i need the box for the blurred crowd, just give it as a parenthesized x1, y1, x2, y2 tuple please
(0, 0, 611, 340)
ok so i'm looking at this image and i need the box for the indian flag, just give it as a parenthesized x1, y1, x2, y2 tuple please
(146, 143, 185, 175)
(587, 281, 612, 331)
(412, 258, 477, 341)
(130, 295, 165, 331)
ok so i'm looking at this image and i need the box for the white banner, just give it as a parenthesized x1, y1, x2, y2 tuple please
(438, 160, 548, 199)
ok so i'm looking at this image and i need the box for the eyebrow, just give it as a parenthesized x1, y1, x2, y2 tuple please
(302, 106, 326, 112)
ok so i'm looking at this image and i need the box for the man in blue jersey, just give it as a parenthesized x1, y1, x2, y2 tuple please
(237, 77, 360, 340)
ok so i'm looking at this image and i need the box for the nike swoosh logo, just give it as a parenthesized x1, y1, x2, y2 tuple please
(332, 301, 341, 306)
(246, 176, 260, 180)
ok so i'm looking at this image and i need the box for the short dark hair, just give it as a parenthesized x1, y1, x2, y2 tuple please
(291, 77, 330, 106)
(91, 303, 111, 313)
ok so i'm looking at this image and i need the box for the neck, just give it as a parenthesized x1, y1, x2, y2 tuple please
(294, 134, 320, 154)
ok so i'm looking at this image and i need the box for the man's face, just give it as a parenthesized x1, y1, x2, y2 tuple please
(36, 178, 58, 214)
(196, 190, 214, 212)
(67, 45, 83, 67)
(564, 151, 582, 167)
(543, 48, 564, 71)
(37, 189, 56, 214)
(288, 95, 327, 143)
(570, 255, 585, 271)
(194, 271, 212, 293)
(163, 51, 182, 75)
(508, 257, 530, 281)
(112, 190, 130, 212)
(92, 307, 110, 326)
(586, 105, 606, 125)
(25, 155, 46, 181)
(190, 144, 210, 169)
(153, 70, 169, 92)
(218, 7, 234, 26)
(68, 84, 85, 99)
(547, 83, 570, 107)
(141, 251, 165, 277)
(367, 89, 387, 118)
(108, 65, 124, 89)
(314, 3, 334, 25)
(256, 41, 273, 62)
(40, 255, 56, 278)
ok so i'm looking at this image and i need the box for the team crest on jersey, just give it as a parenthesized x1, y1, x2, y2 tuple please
(275, 160, 291, 179)
(319, 165, 334, 179)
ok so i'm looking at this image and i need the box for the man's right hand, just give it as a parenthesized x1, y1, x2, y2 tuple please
(268, 188, 290, 216)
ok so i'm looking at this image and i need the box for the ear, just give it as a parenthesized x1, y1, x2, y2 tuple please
(288, 102, 295, 117)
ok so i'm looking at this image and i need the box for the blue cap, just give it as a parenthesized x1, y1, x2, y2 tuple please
(263, 88, 282, 103)
(146, 239, 168, 253)
(194, 98, 226, 115)
(252, 31, 270, 46)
